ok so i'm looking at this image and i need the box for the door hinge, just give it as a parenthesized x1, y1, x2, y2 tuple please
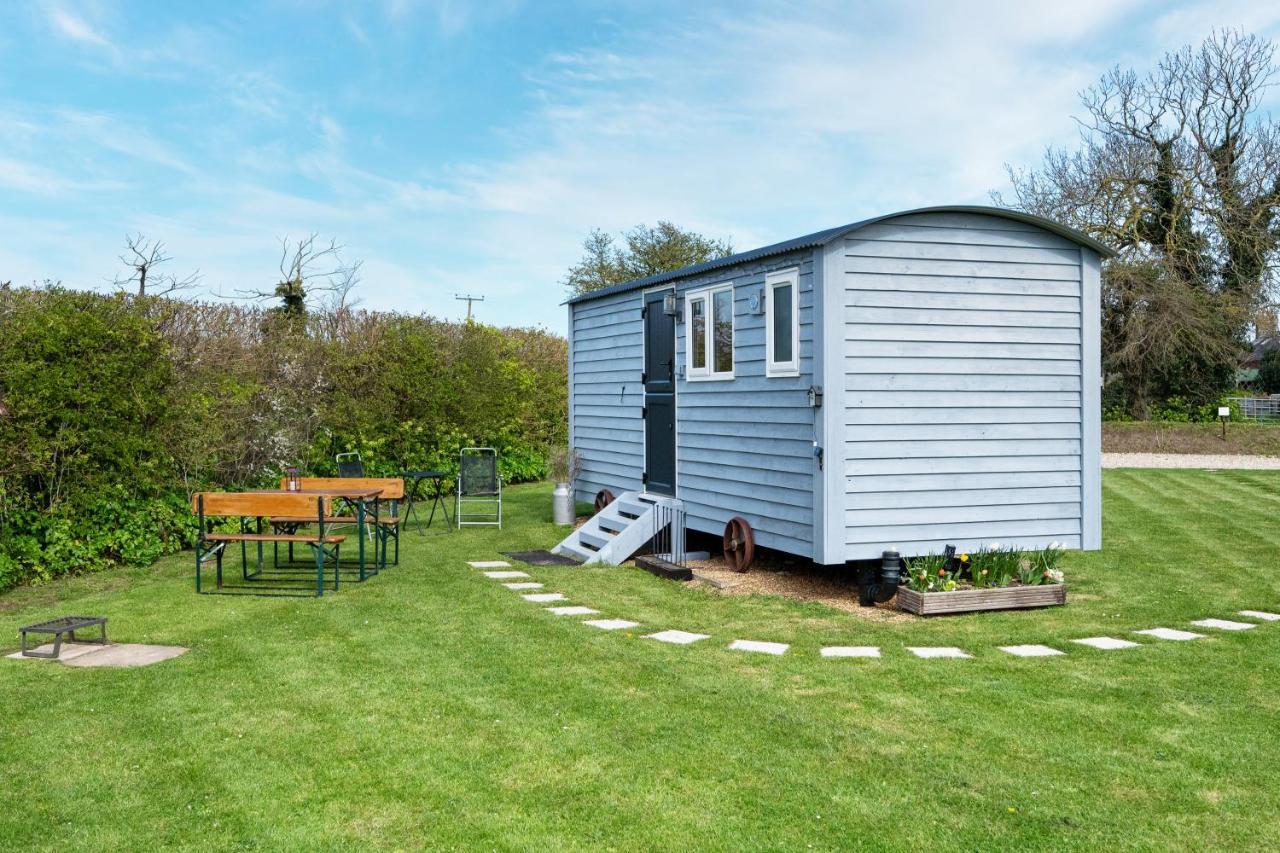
(641, 306, 647, 319)
(640, 371, 647, 384)
(641, 405, 647, 418)
(642, 471, 649, 485)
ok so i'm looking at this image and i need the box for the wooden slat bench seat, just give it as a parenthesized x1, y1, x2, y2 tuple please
(192, 492, 345, 596)
(282, 477, 407, 567)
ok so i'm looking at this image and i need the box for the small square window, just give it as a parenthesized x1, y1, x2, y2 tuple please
(766, 269, 799, 376)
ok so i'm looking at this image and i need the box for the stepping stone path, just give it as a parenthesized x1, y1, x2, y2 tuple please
(483, 571, 529, 579)
(546, 606, 599, 616)
(820, 646, 881, 658)
(1135, 627, 1204, 641)
(906, 646, 971, 659)
(7, 643, 188, 668)
(728, 639, 789, 656)
(468, 561, 511, 568)
(1000, 644, 1064, 657)
(1190, 618, 1256, 631)
(1073, 637, 1141, 650)
(502, 582, 543, 590)
(583, 619, 640, 631)
(645, 630, 710, 645)
(522, 593, 566, 603)
(1240, 610, 1280, 621)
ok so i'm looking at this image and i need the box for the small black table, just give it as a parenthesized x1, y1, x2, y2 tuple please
(20, 615, 108, 658)
(401, 471, 452, 532)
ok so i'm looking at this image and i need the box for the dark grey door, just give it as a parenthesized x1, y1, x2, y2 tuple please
(643, 290, 676, 495)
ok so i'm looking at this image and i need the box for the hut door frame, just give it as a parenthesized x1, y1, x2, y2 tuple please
(642, 289, 677, 496)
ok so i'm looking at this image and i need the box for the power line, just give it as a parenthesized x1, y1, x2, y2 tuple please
(455, 293, 485, 320)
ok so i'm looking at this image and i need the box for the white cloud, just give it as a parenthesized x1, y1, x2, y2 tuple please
(47, 7, 112, 49)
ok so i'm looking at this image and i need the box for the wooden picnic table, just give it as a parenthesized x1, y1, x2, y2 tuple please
(245, 487, 384, 579)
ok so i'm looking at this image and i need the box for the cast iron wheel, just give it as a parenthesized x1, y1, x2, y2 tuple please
(723, 516, 756, 573)
(594, 489, 615, 513)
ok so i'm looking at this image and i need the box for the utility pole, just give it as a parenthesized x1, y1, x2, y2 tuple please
(455, 293, 485, 320)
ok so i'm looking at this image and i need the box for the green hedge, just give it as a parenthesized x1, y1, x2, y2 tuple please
(0, 286, 567, 591)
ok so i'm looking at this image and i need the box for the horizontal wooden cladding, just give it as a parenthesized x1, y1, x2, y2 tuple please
(847, 438, 1080, 460)
(846, 422, 1080, 442)
(572, 436, 642, 457)
(846, 339, 1080, 361)
(679, 404, 813, 424)
(683, 446, 814, 475)
(679, 431, 813, 457)
(572, 292, 642, 321)
(569, 368, 642, 385)
(849, 481, 1080, 507)
(846, 374, 1081, 393)
(846, 517, 1082, 546)
(572, 403, 646, 419)
(846, 305, 1077, 329)
(572, 332, 642, 354)
(576, 457, 640, 481)
(846, 406, 1080, 425)
(679, 418, 812, 441)
(851, 221, 1080, 251)
(678, 485, 811, 525)
(846, 356, 1080, 376)
(847, 289, 1079, 314)
(572, 355, 641, 375)
(844, 273, 1081, 298)
(846, 501, 1080, 528)
(846, 238, 1082, 266)
(679, 459, 811, 493)
(572, 415, 658, 435)
(850, 324, 1080, 345)
(848, 391, 1080, 408)
(844, 256, 1081, 281)
(846, 534, 1082, 560)
(675, 389, 812, 409)
(848, 454, 1082, 477)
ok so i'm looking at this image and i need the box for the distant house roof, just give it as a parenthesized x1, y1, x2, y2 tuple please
(1242, 334, 1280, 369)
(566, 205, 1117, 305)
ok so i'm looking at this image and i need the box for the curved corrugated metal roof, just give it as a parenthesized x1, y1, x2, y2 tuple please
(565, 205, 1115, 305)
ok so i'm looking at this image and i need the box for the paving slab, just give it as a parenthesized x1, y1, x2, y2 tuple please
(1073, 636, 1141, 650)
(582, 619, 640, 631)
(728, 639, 789, 655)
(644, 629, 710, 645)
(501, 582, 544, 590)
(820, 646, 881, 658)
(6, 642, 111, 662)
(467, 561, 511, 568)
(906, 646, 971, 659)
(482, 570, 529, 579)
(1135, 627, 1205, 641)
(522, 592, 566, 603)
(1190, 618, 1256, 631)
(545, 605, 599, 616)
(1000, 644, 1065, 658)
(1239, 610, 1280, 622)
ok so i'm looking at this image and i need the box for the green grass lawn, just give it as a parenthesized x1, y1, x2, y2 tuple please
(3, 471, 1279, 850)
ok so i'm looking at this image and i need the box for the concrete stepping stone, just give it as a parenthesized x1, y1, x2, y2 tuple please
(1239, 610, 1280, 622)
(906, 646, 971, 659)
(583, 619, 640, 631)
(7, 643, 189, 668)
(7, 642, 115, 662)
(468, 561, 511, 568)
(522, 592, 566, 602)
(502, 582, 543, 590)
(482, 570, 529, 579)
(1190, 618, 1256, 631)
(546, 605, 599, 616)
(644, 629, 710, 645)
(728, 639, 789, 655)
(820, 646, 881, 658)
(1072, 636, 1141, 650)
(1000, 644, 1064, 657)
(1135, 627, 1204, 641)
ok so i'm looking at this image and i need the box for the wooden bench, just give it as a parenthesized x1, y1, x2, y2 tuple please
(274, 477, 406, 567)
(193, 492, 346, 596)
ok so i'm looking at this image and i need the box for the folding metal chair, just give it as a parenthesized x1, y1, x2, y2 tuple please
(456, 447, 501, 528)
(336, 452, 364, 478)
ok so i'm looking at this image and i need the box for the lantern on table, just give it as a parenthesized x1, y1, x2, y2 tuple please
(286, 467, 301, 491)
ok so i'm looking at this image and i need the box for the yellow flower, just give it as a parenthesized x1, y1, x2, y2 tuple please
(959, 553, 969, 562)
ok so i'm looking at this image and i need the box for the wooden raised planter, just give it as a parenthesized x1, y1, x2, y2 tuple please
(897, 584, 1066, 616)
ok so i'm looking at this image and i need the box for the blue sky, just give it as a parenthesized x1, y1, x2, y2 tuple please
(3, 1, 1279, 332)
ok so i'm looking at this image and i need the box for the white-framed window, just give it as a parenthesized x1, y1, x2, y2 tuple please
(685, 283, 734, 380)
(765, 268, 800, 376)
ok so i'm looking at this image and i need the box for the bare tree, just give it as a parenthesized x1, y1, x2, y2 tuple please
(235, 233, 362, 318)
(114, 233, 201, 298)
(996, 29, 1280, 416)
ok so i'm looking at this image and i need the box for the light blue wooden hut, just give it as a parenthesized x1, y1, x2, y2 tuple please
(555, 206, 1114, 569)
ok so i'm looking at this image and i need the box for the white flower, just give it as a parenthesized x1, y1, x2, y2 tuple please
(1047, 569, 1064, 583)
(1049, 541, 1062, 550)
(988, 542, 1001, 551)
